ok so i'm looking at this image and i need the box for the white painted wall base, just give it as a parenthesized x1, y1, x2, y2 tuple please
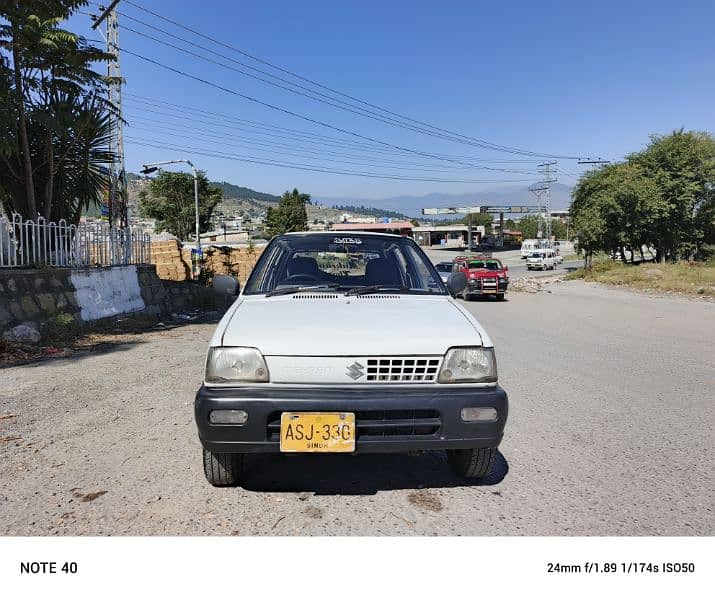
(70, 266, 145, 321)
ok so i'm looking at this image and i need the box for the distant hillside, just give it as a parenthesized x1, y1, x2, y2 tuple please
(331, 204, 410, 221)
(213, 181, 280, 203)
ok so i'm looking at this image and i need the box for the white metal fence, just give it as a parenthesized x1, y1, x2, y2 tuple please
(0, 213, 151, 268)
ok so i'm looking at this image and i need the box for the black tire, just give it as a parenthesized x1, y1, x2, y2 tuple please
(497, 293, 505, 301)
(447, 447, 496, 479)
(202, 448, 242, 486)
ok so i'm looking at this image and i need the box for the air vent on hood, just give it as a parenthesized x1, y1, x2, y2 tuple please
(292, 294, 339, 299)
(353, 295, 401, 299)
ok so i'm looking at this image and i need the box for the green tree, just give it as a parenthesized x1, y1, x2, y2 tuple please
(461, 212, 493, 233)
(517, 215, 541, 240)
(0, 1, 116, 221)
(550, 219, 567, 240)
(629, 130, 715, 261)
(265, 188, 310, 236)
(570, 162, 666, 265)
(139, 170, 222, 240)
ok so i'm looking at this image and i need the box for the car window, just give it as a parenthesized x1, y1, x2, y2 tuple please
(244, 235, 448, 295)
(468, 260, 486, 268)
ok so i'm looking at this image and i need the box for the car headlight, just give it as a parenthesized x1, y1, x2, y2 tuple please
(205, 347, 269, 383)
(438, 347, 497, 383)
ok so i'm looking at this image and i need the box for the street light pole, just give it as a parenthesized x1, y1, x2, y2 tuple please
(141, 159, 202, 279)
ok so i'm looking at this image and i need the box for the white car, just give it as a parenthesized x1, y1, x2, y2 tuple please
(526, 249, 558, 270)
(196, 232, 508, 486)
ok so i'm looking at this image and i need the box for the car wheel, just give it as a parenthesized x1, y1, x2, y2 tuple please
(202, 448, 243, 486)
(497, 293, 505, 301)
(447, 447, 496, 479)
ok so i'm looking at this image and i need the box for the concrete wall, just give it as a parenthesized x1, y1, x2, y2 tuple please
(71, 266, 145, 321)
(0, 265, 233, 336)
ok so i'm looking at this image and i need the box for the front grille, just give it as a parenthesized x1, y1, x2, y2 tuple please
(470, 278, 498, 289)
(266, 409, 441, 441)
(365, 357, 441, 382)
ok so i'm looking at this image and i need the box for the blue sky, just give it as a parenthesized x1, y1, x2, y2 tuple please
(70, 0, 714, 200)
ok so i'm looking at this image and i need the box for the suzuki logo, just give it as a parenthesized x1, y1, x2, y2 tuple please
(345, 361, 365, 380)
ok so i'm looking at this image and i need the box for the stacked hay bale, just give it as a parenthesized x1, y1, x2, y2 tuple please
(179, 245, 264, 285)
(151, 240, 191, 281)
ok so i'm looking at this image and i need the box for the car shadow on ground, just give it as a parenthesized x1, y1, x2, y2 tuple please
(239, 450, 508, 495)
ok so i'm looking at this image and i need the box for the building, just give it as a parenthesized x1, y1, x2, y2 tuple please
(336, 214, 377, 224)
(331, 221, 414, 236)
(412, 224, 485, 248)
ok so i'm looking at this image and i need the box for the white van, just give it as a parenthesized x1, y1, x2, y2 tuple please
(526, 248, 558, 270)
(520, 239, 540, 258)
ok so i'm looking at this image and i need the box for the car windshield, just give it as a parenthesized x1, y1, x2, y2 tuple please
(485, 260, 502, 270)
(435, 263, 451, 272)
(529, 252, 543, 258)
(468, 260, 486, 268)
(244, 234, 448, 295)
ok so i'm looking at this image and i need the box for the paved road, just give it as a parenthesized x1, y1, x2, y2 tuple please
(422, 246, 582, 279)
(1, 282, 713, 535)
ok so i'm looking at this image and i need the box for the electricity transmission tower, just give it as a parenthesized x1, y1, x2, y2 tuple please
(92, 1, 127, 230)
(528, 162, 557, 241)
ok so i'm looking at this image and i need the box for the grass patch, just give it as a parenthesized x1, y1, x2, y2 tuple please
(565, 260, 715, 296)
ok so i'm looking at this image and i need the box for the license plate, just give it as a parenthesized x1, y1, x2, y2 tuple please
(279, 412, 355, 453)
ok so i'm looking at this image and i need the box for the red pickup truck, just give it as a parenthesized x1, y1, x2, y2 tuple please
(452, 256, 509, 300)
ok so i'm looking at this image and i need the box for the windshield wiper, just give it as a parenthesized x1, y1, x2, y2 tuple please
(265, 284, 340, 297)
(344, 285, 410, 296)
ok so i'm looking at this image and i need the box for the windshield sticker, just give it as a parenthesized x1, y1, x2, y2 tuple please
(333, 237, 363, 245)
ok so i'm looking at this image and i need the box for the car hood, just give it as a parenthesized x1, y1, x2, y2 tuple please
(217, 294, 492, 355)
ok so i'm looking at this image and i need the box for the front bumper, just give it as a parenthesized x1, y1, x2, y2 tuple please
(466, 278, 508, 296)
(195, 384, 508, 453)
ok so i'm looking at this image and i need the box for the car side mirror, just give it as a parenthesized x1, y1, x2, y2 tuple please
(446, 272, 467, 297)
(213, 274, 240, 296)
(504, 266, 509, 273)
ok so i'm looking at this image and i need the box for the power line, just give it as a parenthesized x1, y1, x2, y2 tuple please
(123, 108, 538, 175)
(116, 45, 545, 176)
(117, 17, 493, 146)
(109, 0, 587, 159)
(124, 93, 545, 163)
(124, 118, 482, 171)
(125, 122, 529, 173)
(125, 137, 533, 184)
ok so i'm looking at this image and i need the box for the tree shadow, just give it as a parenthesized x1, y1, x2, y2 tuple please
(240, 450, 509, 495)
(0, 310, 223, 370)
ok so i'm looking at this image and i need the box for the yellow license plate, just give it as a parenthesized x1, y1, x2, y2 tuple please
(280, 412, 355, 453)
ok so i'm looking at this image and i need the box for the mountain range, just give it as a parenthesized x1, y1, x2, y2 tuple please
(126, 172, 573, 220)
(314, 183, 574, 217)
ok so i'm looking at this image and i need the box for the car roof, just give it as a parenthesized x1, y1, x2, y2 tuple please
(280, 231, 403, 239)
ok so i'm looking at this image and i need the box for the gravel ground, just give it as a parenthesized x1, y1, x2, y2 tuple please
(1, 281, 713, 536)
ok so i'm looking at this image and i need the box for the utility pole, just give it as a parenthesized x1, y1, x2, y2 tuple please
(92, 1, 127, 231)
(529, 162, 558, 244)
